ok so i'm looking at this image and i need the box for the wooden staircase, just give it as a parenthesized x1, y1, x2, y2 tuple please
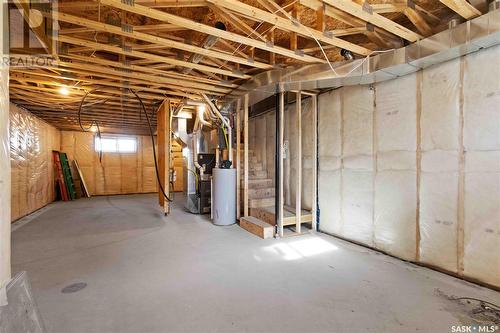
(239, 149, 312, 239)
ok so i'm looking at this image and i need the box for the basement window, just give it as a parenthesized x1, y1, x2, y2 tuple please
(95, 136, 137, 153)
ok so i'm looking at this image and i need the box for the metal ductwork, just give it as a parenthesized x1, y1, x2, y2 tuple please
(226, 8, 500, 106)
(182, 22, 226, 75)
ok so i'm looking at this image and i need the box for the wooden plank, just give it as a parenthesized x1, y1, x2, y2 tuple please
(57, 35, 249, 79)
(158, 101, 167, 207)
(98, 0, 325, 63)
(243, 95, 249, 217)
(207, 0, 371, 56)
(59, 54, 237, 88)
(74, 160, 90, 197)
(404, 7, 433, 37)
(439, 0, 481, 19)
(240, 216, 274, 239)
(321, 0, 422, 42)
(312, 94, 318, 231)
(236, 99, 241, 220)
(278, 91, 285, 238)
(295, 92, 302, 234)
(157, 100, 171, 214)
(54, 11, 272, 70)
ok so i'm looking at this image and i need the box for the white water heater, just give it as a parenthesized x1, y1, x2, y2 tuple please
(212, 168, 236, 226)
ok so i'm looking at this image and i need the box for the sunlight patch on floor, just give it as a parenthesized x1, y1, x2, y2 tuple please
(263, 237, 338, 260)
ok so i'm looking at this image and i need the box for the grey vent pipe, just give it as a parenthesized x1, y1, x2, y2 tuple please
(182, 22, 226, 75)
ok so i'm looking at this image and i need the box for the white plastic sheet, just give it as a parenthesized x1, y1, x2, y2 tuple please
(419, 59, 462, 272)
(341, 86, 374, 246)
(462, 45, 500, 287)
(318, 90, 342, 235)
(9, 104, 60, 222)
(374, 74, 417, 260)
(62, 131, 158, 196)
(317, 46, 499, 288)
(0, 46, 11, 294)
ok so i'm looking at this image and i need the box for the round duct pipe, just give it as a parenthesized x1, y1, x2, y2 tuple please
(490, 0, 500, 11)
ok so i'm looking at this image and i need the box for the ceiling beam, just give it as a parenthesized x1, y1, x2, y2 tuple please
(57, 35, 250, 79)
(97, 0, 325, 63)
(439, 0, 481, 19)
(207, 0, 371, 55)
(320, 0, 422, 42)
(54, 11, 272, 70)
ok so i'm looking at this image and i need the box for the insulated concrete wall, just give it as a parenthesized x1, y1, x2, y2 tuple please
(284, 98, 314, 210)
(61, 131, 158, 196)
(10, 104, 60, 222)
(318, 45, 500, 288)
(0, 1, 11, 299)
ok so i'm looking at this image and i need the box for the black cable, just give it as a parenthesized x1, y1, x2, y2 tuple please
(77, 88, 173, 202)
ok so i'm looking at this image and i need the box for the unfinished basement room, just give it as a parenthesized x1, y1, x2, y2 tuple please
(1, 0, 500, 332)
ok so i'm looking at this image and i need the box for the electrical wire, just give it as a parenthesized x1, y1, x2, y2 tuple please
(77, 88, 173, 202)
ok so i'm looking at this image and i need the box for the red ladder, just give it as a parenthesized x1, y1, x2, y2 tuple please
(52, 151, 69, 201)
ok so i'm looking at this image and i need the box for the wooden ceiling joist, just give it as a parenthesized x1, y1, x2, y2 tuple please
(208, 0, 372, 55)
(9, 0, 474, 133)
(54, 11, 272, 70)
(59, 54, 238, 89)
(439, 0, 481, 19)
(57, 35, 250, 79)
(97, 0, 325, 63)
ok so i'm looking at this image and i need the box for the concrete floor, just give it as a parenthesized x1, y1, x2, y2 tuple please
(11, 194, 500, 333)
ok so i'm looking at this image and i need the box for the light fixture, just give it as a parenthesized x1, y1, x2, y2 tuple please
(59, 86, 69, 96)
(90, 125, 98, 133)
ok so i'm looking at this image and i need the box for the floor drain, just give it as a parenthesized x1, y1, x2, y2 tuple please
(61, 282, 87, 294)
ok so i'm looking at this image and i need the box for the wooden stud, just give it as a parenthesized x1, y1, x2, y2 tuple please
(295, 91, 302, 234)
(244, 94, 249, 217)
(416, 70, 422, 262)
(312, 94, 318, 232)
(457, 57, 466, 275)
(157, 100, 171, 214)
(236, 99, 242, 220)
(278, 91, 285, 238)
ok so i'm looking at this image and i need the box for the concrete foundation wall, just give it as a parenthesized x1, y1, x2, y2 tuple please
(318, 45, 500, 288)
